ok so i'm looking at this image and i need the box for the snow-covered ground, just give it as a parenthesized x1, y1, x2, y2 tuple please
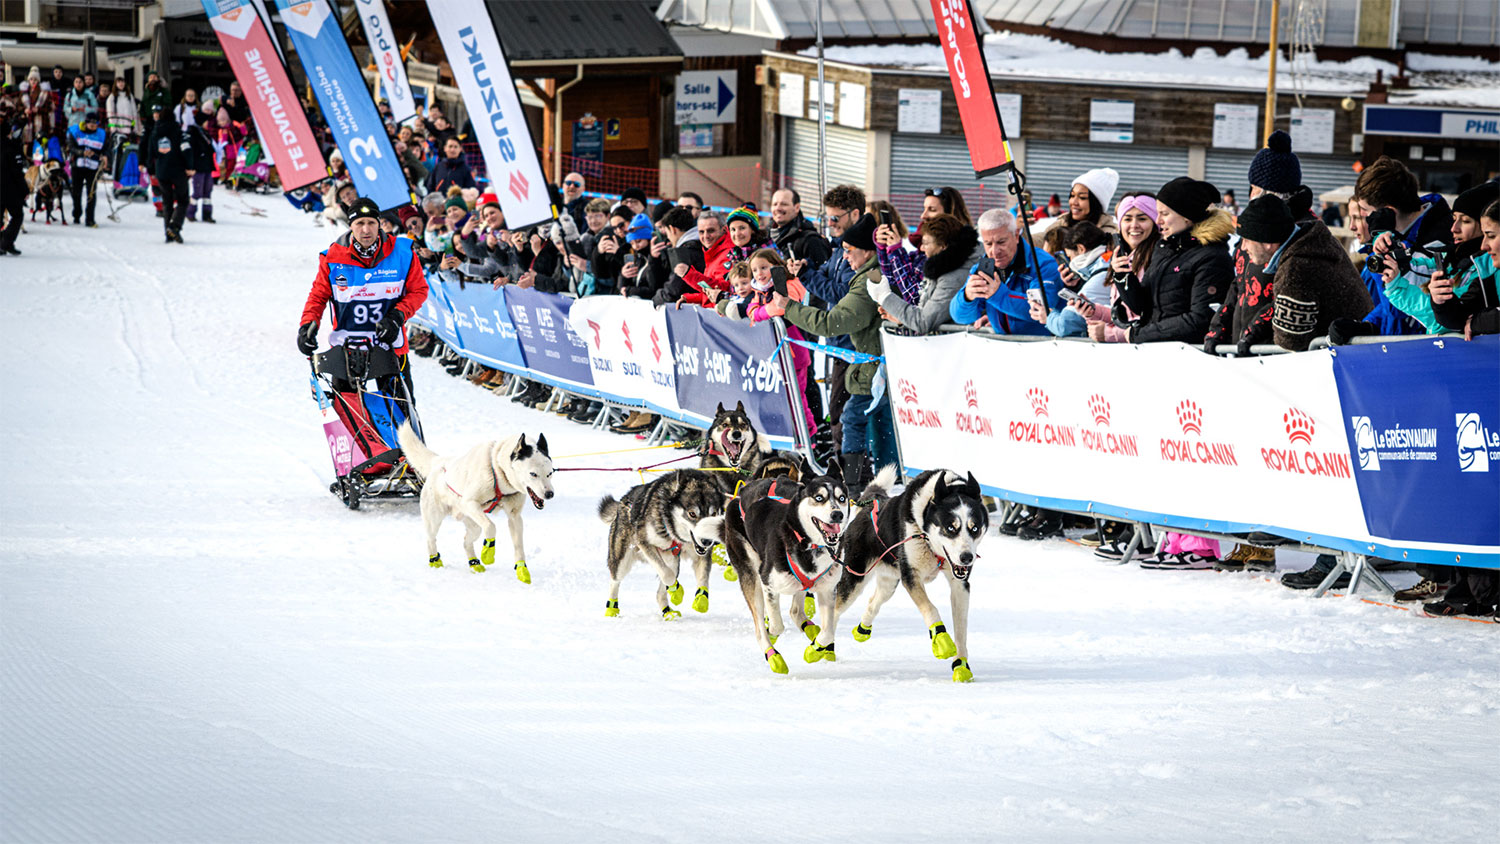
(3, 197, 1496, 842)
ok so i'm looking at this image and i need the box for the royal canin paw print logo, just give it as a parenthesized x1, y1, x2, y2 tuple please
(1027, 388, 1049, 418)
(963, 380, 979, 409)
(897, 379, 919, 405)
(1284, 407, 1315, 444)
(1088, 394, 1111, 427)
(1176, 400, 1203, 436)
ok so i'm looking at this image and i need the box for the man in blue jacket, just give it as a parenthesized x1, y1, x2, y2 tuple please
(949, 207, 1061, 334)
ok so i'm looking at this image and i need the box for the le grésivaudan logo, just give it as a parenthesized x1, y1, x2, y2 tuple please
(1348, 415, 1439, 471)
(1455, 412, 1499, 473)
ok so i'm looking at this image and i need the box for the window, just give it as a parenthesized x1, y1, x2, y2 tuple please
(39, 1, 139, 36)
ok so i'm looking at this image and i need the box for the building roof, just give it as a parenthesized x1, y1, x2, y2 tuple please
(657, 0, 990, 41)
(489, 0, 682, 65)
(979, 0, 1499, 49)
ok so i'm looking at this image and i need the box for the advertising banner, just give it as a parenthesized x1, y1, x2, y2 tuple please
(502, 287, 595, 390)
(199, 0, 324, 190)
(929, 0, 1013, 176)
(273, 0, 410, 210)
(353, 0, 417, 123)
(425, 0, 553, 229)
(665, 306, 797, 445)
(569, 297, 680, 413)
(1332, 337, 1499, 558)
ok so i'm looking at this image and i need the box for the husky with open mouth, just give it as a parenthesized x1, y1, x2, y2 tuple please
(721, 470, 852, 674)
(834, 468, 988, 682)
(397, 422, 555, 583)
(698, 401, 807, 485)
(599, 469, 727, 620)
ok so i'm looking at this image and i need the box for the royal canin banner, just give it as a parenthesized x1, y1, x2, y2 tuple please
(273, 0, 410, 210)
(425, 0, 553, 229)
(570, 297, 681, 417)
(885, 333, 1499, 568)
(199, 0, 324, 191)
(930, 0, 1012, 177)
(353, 0, 417, 123)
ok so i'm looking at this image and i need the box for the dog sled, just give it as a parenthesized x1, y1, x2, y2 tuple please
(309, 338, 423, 509)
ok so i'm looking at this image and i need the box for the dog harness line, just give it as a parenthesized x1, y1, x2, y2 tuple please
(849, 498, 941, 577)
(438, 466, 510, 513)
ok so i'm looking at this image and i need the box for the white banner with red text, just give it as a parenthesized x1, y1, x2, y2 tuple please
(885, 332, 1396, 560)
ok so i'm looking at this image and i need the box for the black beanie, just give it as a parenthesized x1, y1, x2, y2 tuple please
(621, 187, 647, 205)
(1249, 130, 1302, 194)
(841, 213, 878, 251)
(1237, 194, 1295, 244)
(345, 196, 382, 223)
(1157, 177, 1221, 223)
(1452, 180, 1500, 221)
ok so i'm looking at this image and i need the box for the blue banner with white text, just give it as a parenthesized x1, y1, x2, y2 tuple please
(1333, 336, 1499, 563)
(272, 0, 409, 210)
(664, 307, 797, 442)
(502, 287, 596, 390)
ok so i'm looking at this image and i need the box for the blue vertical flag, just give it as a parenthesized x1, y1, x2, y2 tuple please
(272, 0, 409, 209)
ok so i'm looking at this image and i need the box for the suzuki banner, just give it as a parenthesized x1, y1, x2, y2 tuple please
(929, 0, 1013, 177)
(199, 0, 324, 190)
(884, 332, 1498, 567)
(1332, 336, 1499, 559)
(664, 306, 799, 447)
(353, 0, 417, 123)
(569, 297, 681, 414)
(272, 0, 410, 210)
(425, 0, 553, 229)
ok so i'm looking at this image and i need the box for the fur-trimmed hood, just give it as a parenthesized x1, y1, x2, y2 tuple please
(1189, 209, 1235, 245)
(923, 225, 982, 280)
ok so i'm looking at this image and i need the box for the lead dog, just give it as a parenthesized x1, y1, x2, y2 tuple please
(834, 468, 988, 682)
(722, 470, 852, 674)
(397, 422, 555, 582)
(599, 469, 726, 619)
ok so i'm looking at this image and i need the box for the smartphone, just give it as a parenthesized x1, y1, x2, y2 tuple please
(787, 244, 797, 262)
(973, 255, 996, 277)
(770, 266, 790, 297)
(1053, 251, 1069, 267)
(879, 209, 892, 227)
(1057, 288, 1078, 302)
(1025, 287, 1043, 305)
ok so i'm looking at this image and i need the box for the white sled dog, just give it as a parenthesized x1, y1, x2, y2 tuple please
(397, 421, 555, 583)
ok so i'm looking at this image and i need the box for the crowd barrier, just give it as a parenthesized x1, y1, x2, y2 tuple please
(883, 330, 1500, 569)
(408, 279, 811, 451)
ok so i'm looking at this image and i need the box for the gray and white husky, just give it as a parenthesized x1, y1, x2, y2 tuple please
(598, 469, 727, 619)
(721, 470, 853, 674)
(833, 468, 988, 682)
(397, 421, 555, 583)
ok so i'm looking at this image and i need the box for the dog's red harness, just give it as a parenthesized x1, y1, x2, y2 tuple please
(439, 467, 510, 513)
(847, 498, 940, 577)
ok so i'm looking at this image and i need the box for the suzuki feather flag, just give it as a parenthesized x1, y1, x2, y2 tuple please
(199, 0, 324, 191)
(425, 0, 553, 230)
(272, 0, 410, 210)
(930, 0, 1013, 177)
(353, 0, 417, 123)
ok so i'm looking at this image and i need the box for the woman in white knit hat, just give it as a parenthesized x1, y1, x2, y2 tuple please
(1044, 166, 1120, 253)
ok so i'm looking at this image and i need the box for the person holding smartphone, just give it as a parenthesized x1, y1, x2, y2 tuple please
(1034, 222, 1113, 337)
(867, 212, 979, 335)
(948, 207, 1063, 335)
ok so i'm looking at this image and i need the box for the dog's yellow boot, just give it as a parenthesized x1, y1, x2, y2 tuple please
(692, 587, 709, 613)
(851, 623, 873, 642)
(765, 648, 788, 675)
(428, 554, 443, 569)
(951, 658, 973, 683)
(480, 538, 496, 567)
(799, 620, 820, 643)
(605, 599, 620, 618)
(667, 581, 684, 605)
(661, 606, 682, 621)
(513, 561, 531, 584)
(723, 565, 738, 582)
(468, 558, 486, 573)
(929, 622, 957, 660)
(803, 642, 836, 664)
(803, 593, 816, 619)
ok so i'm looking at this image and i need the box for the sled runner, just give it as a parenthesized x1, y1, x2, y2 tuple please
(309, 338, 423, 510)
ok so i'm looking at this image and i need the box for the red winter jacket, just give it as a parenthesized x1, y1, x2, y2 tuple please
(301, 233, 429, 354)
(678, 232, 738, 308)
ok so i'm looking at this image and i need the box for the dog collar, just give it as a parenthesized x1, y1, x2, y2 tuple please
(784, 547, 838, 590)
(439, 467, 509, 513)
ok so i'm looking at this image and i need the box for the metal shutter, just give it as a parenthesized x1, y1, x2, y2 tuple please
(888, 133, 1015, 224)
(1208, 149, 1359, 201)
(782, 118, 869, 205)
(1022, 141, 1190, 210)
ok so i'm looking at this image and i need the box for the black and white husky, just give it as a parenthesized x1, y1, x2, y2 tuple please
(722, 471, 852, 674)
(397, 422, 555, 582)
(700, 401, 805, 485)
(599, 469, 726, 620)
(834, 468, 988, 682)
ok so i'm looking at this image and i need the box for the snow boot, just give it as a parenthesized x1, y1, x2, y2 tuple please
(929, 622, 957, 659)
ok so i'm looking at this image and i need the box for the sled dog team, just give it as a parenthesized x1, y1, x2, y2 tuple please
(396, 402, 988, 683)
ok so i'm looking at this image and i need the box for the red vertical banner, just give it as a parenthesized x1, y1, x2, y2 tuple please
(931, 0, 1013, 177)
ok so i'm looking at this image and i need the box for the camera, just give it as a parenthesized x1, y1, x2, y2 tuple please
(1366, 240, 1412, 275)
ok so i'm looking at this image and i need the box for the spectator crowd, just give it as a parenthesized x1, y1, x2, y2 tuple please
(5, 63, 1495, 620)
